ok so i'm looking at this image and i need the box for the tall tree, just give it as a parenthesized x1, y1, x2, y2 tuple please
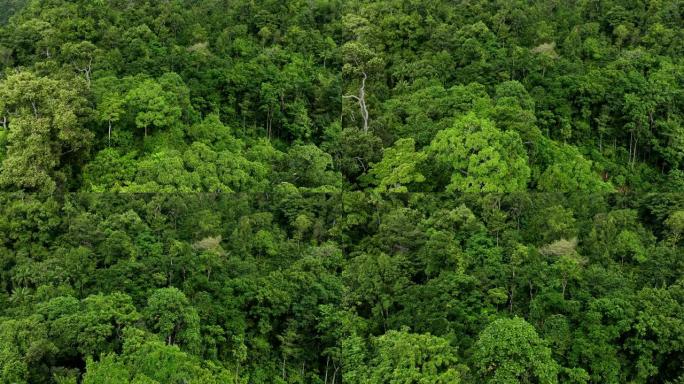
(473, 317, 559, 384)
(427, 114, 530, 193)
(0, 71, 92, 192)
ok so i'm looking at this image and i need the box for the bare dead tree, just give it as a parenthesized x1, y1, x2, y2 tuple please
(343, 72, 369, 133)
(77, 57, 93, 87)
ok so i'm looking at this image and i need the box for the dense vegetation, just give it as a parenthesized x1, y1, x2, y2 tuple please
(0, 0, 683, 383)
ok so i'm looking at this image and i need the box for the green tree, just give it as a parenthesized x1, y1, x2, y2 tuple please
(345, 329, 462, 384)
(473, 317, 559, 384)
(537, 142, 613, 192)
(323, 126, 382, 184)
(344, 252, 411, 332)
(0, 71, 92, 192)
(364, 138, 426, 193)
(82, 354, 130, 384)
(60, 41, 99, 87)
(125, 79, 181, 138)
(83, 328, 235, 384)
(281, 144, 341, 190)
(144, 287, 201, 353)
(665, 211, 684, 246)
(427, 114, 530, 192)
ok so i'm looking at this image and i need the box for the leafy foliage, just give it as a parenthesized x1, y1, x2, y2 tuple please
(0, 0, 683, 383)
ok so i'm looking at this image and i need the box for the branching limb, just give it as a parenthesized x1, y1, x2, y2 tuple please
(343, 72, 369, 133)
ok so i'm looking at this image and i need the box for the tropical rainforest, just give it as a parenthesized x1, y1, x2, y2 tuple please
(0, 0, 683, 383)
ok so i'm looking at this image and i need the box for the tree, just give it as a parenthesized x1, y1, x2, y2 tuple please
(61, 41, 99, 87)
(492, 81, 541, 146)
(281, 144, 341, 190)
(343, 71, 370, 133)
(427, 113, 530, 193)
(625, 287, 684, 382)
(473, 317, 559, 384)
(344, 252, 411, 332)
(99, 92, 124, 146)
(614, 230, 647, 264)
(664, 211, 684, 247)
(76, 293, 140, 357)
(323, 126, 383, 184)
(125, 79, 181, 138)
(144, 287, 200, 352)
(82, 354, 130, 384)
(82, 148, 137, 191)
(0, 319, 47, 384)
(0, 71, 93, 192)
(341, 17, 383, 134)
(364, 138, 426, 193)
(344, 329, 463, 384)
(83, 328, 234, 384)
(537, 141, 613, 192)
(187, 114, 238, 150)
(539, 238, 585, 299)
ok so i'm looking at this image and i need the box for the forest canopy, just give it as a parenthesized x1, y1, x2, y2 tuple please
(0, 0, 683, 383)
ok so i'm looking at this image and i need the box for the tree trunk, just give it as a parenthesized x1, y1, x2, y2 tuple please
(282, 356, 286, 380)
(331, 365, 339, 384)
(509, 269, 515, 312)
(529, 280, 534, 300)
(359, 72, 369, 133)
(267, 108, 272, 140)
(343, 72, 370, 133)
(629, 131, 633, 167)
(562, 278, 567, 299)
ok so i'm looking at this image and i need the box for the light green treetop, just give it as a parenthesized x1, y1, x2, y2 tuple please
(364, 138, 426, 193)
(428, 113, 530, 193)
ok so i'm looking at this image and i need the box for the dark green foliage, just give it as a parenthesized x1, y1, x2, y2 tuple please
(0, 0, 26, 25)
(0, 0, 683, 383)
